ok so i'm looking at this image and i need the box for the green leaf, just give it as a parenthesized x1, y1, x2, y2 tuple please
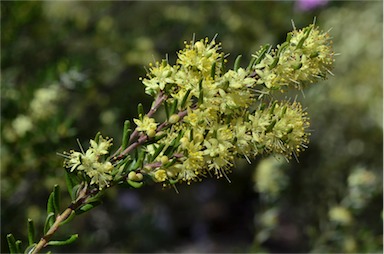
(46, 234, 78, 246)
(170, 99, 178, 115)
(266, 119, 277, 132)
(198, 79, 204, 104)
(121, 120, 131, 151)
(24, 244, 36, 254)
(137, 103, 144, 119)
(163, 130, 184, 156)
(59, 210, 76, 226)
(44, 212, 55, 234)
(132, 149, 145, 170)
(71, 184, 83, 202)
(269, 100, 278, 115)
(76, 203, 98, 215)
(94, 131, 101, 143)
(269, 42, 288, 69)
(15, 240, 22, 253)
(7, 234, 17, 254)
(127, 180, 144, 188)
(234, 55, 242, 71)
(85, 191, 104, 204)
(180, 89, 192, 109)
(164, 100, 170, 120)
(47, 192, 55, 216)
(150, 144, 166, 162)
(65, 171, 79, 200)
(27, 218, 35, 245)
(254, 44, 271, 68)
(296, 25, 313, 49)
(53, 185, 60, 215)
(210, 61, 216, 80)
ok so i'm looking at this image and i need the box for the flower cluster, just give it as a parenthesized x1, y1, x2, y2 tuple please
(254, 24, 334, 91)
(64, 24, 334, 189)
(137, 25, 332, 186)
(64, 135, 114, 190)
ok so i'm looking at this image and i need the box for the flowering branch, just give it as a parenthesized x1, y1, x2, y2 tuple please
(7, 23, 334, 253)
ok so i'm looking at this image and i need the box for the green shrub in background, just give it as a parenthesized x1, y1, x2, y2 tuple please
(1, 1, 382, 253)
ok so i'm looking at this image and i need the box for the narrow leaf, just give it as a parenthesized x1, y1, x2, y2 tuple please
(198, 79, 204, 104)
(137, 103, 144, 119)
(210, 61, 216, 80)
(65, 171, 79, 200)
(44, 212, 55, 234)
(296, 25, 313, 49)
(47, 192, 55, 216)
(254, 44, 271, 66)
(170, 99, 178, 115)
(76, 204, 95, 215)
(46, 234, 78, 246)
(94, 131, 101, 143)
(24, 244, 36, 254)
(27, 218, 35, 245)
(7, 234, 17, 254)
(121, 120, 131, 150)
(15, 240, 22, 253)
(127, 180, 144, 188)
(234, 55, 242, 71)
(53, 185, 60, 215)
(59, 210, 76, 226)
(151, 144, 166, 162)
(180, 89, 192, 109)
(164, 101, 170, 120)
(269, 42, 288, 69)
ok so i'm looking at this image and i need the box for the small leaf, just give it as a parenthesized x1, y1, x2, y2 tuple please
(44, 212, 55, 234)
(127, 180, 144, 188)
(71, 184, 83, 202)
(198, 79, 204, 104)
(137, 103, 144, 119)
(27, 218, 35, 245)
(253, 44, 271, 66)
(170, 99, 178, 115)
(46, 234, 78, 246)
(132, 149, 145, 170)
(269, 42, 288, 69)
(210, 61, 216, 80)
(15, 240, 22, 253)
(24, 244, 36, 254)
(94, 131, 101, 143)
(59, 210, 76, 226)
(296, 25, 313, 49)
(266, 119, 277, 132)
(53, 185, 60, 215)
(47, 192, 55, 216)
(65, 171, 79, 200)
(121, 120, 131, 151)
(150, 143, 166, 162)
(180, 89, 192, 109)
(164, 101, 170, 120)
(7, 234, 17, 254)
(76, 203, 97, 215)
(234, 55, 242, 71)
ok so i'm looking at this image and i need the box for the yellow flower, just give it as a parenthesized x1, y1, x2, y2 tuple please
(154, 169, 167, 182)
(133, 116, 158, 136)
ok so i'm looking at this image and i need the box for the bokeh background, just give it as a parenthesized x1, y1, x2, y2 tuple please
(1, 1, 382, 253)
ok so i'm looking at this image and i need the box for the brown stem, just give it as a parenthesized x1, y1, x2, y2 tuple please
(32, 188, 95, 254)
(111, 92, 168, 160)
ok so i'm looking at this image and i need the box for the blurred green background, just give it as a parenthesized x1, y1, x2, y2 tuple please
(1, 1, 382, 253)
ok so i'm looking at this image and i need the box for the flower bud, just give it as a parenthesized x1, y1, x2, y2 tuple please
(169, 114, 180, 124)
